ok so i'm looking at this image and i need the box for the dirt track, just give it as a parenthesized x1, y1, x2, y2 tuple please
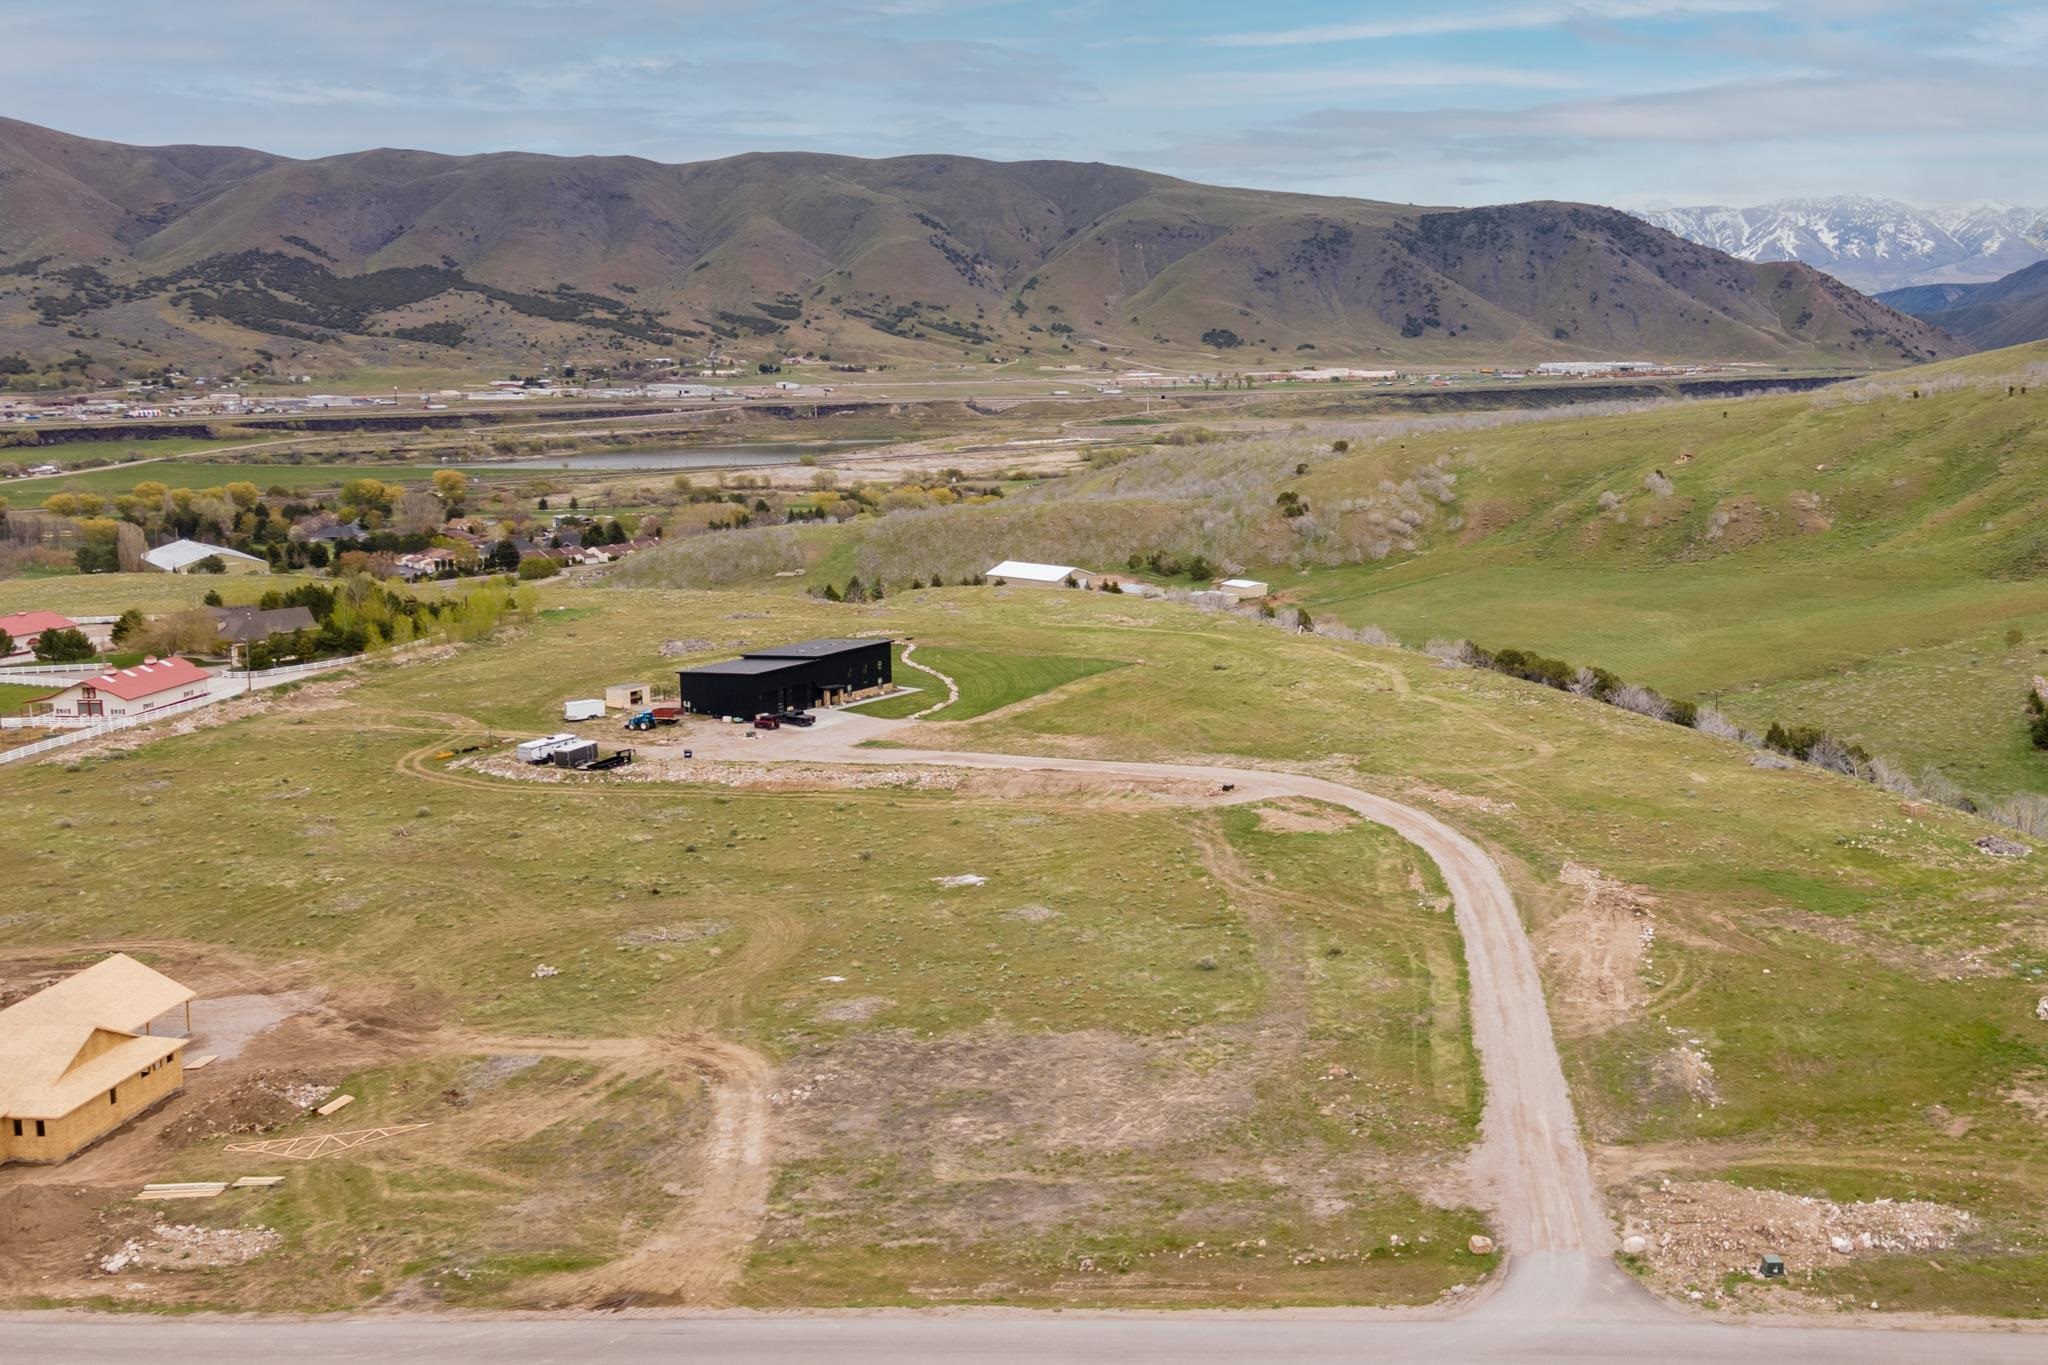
(653, 711, 1656, 1323)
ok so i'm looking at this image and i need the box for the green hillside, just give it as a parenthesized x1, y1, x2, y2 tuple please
(1283, 341, 2048, 794)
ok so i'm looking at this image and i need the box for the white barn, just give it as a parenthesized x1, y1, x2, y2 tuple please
(986, 560, 1094, 589)
(141, 540, 267, 575)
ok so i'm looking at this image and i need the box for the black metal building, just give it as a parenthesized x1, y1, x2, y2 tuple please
(677, 637, 893, 718)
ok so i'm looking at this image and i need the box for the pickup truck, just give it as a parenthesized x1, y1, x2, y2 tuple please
(778, 711, 817, 728)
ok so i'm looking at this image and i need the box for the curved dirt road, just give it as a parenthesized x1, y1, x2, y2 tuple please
(724, 716, 1647, 1322)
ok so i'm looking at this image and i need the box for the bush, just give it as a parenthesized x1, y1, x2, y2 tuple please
(517, 556, 560, 580)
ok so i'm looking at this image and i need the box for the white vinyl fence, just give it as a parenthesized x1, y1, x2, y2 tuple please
(0, 651, 379, 765)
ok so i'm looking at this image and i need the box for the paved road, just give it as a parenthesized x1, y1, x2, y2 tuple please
(5, 1309, 2043, 1362)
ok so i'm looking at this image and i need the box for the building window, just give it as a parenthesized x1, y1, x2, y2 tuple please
(109, 1088, 118, 1105)
(9, 1119, 18, 1137)
(35, 1120, 44, 1137)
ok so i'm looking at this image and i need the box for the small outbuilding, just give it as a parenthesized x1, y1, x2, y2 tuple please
(1216, 578, 1270, 601)
(0, 954, 194, 1166)
(678, 637, 893, 719)
(987, 560, 1094, 590)
(605, 682, 653, 710)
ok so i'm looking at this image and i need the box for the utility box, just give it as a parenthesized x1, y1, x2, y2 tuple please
(1759, 1254, 1786, 1278)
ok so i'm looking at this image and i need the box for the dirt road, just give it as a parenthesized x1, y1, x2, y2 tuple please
(661, 711, 1650, 1322)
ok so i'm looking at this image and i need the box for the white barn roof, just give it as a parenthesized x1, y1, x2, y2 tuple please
(987, 560, 1079, 583)
(142, 539, 265, 572)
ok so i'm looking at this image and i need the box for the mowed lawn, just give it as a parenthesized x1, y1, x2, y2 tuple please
(851, 641, 1126, 720)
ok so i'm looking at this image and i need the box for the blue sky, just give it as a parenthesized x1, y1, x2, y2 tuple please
(2, 0, 2042, 207)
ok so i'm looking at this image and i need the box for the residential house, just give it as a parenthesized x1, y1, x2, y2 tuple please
(207, 605, 318, 663)
(0, 611, 82, 657)
(0, 954, 194, 1165)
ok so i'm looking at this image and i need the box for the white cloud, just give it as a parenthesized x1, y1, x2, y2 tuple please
(1206, 0, 1777, 48)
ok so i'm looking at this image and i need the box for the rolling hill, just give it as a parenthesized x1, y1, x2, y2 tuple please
(1877, 261, 2048, 350)
(0, 118, 1964, 381)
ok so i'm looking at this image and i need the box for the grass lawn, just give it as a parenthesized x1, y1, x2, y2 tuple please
(851, 641, 1127, 721)
(0, 681, 57, 714)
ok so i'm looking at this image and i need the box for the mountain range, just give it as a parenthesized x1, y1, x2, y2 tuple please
(1636, 197, 2048, 294)
(1876, 260, 2048, 351)
(0, 119, 1964, 380)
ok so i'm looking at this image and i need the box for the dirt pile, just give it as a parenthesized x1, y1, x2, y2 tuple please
(158, 1073, 331, 1143)
(1621, 1179, 1972, 1289)
(1534, 862, 1657, 1035)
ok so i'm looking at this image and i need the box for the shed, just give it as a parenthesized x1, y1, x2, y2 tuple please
(1217, 578, 1270, 601)
(605, 682, 653, 710)
(0, 954, 193, 1166)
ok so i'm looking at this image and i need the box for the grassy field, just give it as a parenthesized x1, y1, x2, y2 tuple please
(0, 583, 1485, 1312)
(851, 643, 1127, 721)
(5, 568, 2048, 1315)
(7, 459, 441, 496)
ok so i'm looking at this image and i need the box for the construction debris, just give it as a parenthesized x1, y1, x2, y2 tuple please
(225, 1123, 428, 1162)
(314, 1093, 355, 1117)
(230, 1176, 284, 1188)
(1621, 1180, 1971, 1292)
(100, 1223, 282, 1273)
(184, 1054, 219, 1071)
(932, 873, 989, 887)
(532, 964, 560, 979)
(137, 1182, 226, 1201)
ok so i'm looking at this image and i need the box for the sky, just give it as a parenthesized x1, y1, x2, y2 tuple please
(1, 0, 2043, 209)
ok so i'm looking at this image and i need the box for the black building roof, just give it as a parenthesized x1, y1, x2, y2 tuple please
(681, 656, 809, 677)
(742, 637, 890, 660)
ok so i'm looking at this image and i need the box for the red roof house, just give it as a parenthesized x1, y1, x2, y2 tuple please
(0, 611, 79, 656)
(30, 656, 210, 721)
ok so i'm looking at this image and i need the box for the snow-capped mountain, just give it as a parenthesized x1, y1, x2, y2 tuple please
(1636, 198, 2048, 293)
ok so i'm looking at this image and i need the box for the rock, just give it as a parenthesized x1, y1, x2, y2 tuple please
(1749, 751, 1797, 770)
(531, 964, 560, 979)
(2037, 996, 2048, 1022)
(1468, 1235, 1496, 1256)
(1830, 1235, 1854, 1254)
(1621, 1235, 1649, 1255)
(1975, 835, 2030, 859)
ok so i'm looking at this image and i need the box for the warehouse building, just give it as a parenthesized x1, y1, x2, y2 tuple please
(678, 637, 892, 718)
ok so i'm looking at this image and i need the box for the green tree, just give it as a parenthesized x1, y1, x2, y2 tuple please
(488, 538, 522, 572)
(0, 628, 12, 657)
(194, 554, 228, 575)
(202, 589, 223, 607)
(33, 626, 96, 663)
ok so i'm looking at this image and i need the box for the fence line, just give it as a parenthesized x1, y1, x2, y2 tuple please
(0, 649, 394, 765)
(0, 693, 217, 765)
